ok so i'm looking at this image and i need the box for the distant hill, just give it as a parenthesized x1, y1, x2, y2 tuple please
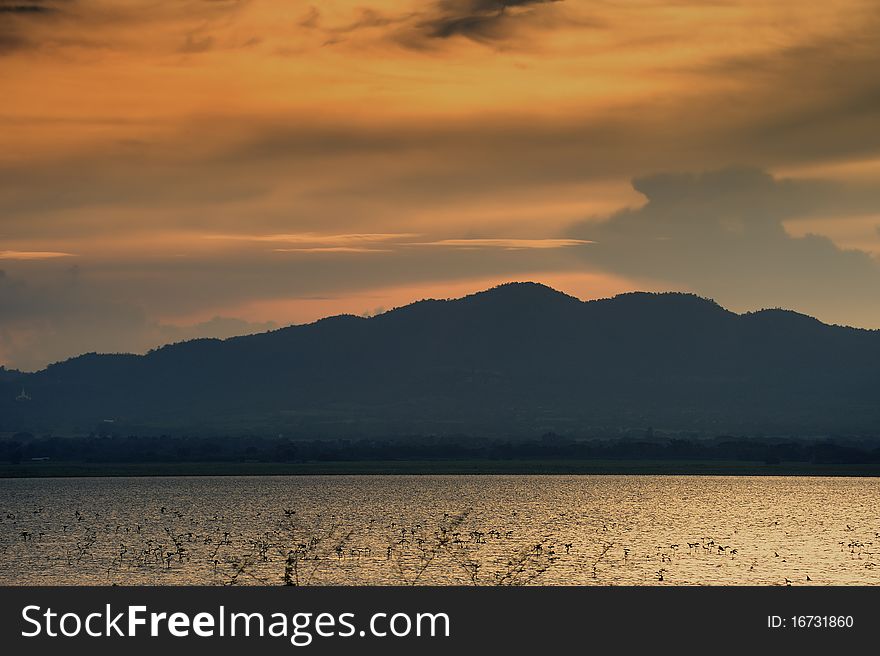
(2, 282, 880, 436)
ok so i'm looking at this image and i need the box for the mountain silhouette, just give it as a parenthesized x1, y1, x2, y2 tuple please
(2, 282, 879, 436)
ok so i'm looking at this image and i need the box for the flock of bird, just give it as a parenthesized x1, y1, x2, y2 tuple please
(1, 503, 878, 586)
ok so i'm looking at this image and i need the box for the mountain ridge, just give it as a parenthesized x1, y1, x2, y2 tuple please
(2, 282, 879, 437)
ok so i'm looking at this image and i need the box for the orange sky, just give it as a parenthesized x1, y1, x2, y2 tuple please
(2, 0, 880, 370)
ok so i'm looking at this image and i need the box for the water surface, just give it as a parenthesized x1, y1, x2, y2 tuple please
(1, 475, 877, 585)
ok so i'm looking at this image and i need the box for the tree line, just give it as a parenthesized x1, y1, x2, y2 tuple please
(3, 432, 880, 465)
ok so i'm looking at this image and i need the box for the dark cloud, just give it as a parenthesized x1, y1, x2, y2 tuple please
(337, 8, 406, 33)
(297, 7, 320, 30)
(0, 31, 26, 52)
(571, 167, 880, 325)
(179, 31, 215, 53)
(691, 7, 880, 164)
(0, 0, 249, 56)
(0, 0, 62, 54)
(0, 6, 52, 13)
(0, 0, 62, 12)
(0, 140, 271, 230)
(415, 0, 563, 42)
(303, 0, 572, 50)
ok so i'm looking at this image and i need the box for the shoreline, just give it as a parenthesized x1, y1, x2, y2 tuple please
(2, 459, 880, 478)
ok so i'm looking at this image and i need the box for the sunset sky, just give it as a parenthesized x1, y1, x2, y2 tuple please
(2, 0, 880, 370)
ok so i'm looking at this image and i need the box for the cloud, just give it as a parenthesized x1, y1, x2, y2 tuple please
(298, 0, 573, 51)
(297, 6, 320, 30)
(269, 237, 593, 253)
(0, 4, 54, 14)
(412, 0, 564, 44)
(410, 238, 592, 250)
(330, 7, 410, 34)
(0, 0, 250, 56)
(272, 247, 391, 254)
(687, 4, 880, 165)
(0, 0, 62, 54)
(0, 267, 275, 371)
(570, 167, 880, 325)
(3, 4, 879, 242)
(206, 233, 592, 253)
(0, 250, 75, 259)
(206, 232, 417, 245)
(179, 31, 215, 54)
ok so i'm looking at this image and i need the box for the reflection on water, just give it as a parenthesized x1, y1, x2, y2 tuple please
(1, 475, 878, 585)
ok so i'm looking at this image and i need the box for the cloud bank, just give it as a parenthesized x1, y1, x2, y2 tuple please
(572, 167, 880, 323)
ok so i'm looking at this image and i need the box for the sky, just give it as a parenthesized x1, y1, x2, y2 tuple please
(2, 0, 880, 370)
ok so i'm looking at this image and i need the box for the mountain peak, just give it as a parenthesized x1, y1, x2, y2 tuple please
(466, 281, 582, 304)
(589, 290, 728, 316)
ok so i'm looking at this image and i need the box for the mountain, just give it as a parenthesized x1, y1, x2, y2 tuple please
(2, 282, 879, 436)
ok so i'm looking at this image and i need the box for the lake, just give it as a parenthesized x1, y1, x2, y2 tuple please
(1, 475, 878, 585)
